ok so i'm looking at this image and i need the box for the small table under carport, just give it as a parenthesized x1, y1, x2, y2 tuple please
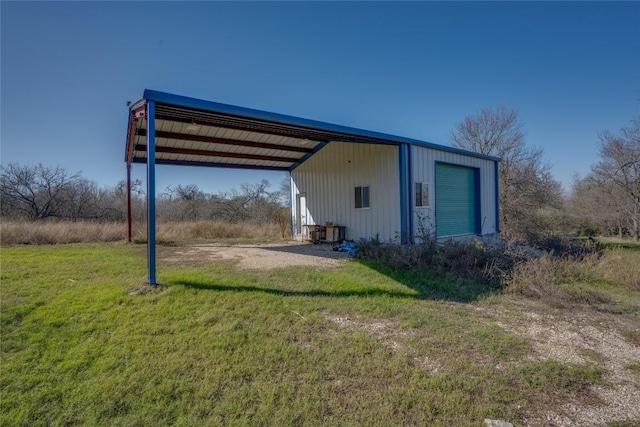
(306, 223, 346, 243)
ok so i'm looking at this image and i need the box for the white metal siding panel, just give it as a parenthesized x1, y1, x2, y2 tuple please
(411, 146, 498, 238)
(291, 142, 400, 242)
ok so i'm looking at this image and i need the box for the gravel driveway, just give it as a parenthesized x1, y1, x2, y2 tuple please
(166, 242, 350, 270)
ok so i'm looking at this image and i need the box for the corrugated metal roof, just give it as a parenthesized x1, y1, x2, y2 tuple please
(129, 115, 321, 171)
(125, 90, 500, 171)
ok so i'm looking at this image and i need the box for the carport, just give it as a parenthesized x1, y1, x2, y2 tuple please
(124, 89, 418, 285)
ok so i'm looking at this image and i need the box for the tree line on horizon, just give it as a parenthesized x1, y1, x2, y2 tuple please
(0, 163, 289, 228)
(2, 108, 639, 242)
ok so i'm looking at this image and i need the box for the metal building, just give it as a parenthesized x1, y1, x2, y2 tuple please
(125, 89, 500, 284)
(291, 140, 499, 243)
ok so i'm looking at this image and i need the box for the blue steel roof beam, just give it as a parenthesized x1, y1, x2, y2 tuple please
(142, 89, 500, 163)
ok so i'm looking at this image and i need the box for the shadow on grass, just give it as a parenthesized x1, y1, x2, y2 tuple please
(356, 260, 499, 303)
(174, 279, 419, 300)
(174, 259, 498, 303)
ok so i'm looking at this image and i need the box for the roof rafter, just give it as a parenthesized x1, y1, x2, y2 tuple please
(154, 105, 338, 143)
(133, 144, 300, 164)
(130, 157, 290, 171)
(135, 129, 315, 154)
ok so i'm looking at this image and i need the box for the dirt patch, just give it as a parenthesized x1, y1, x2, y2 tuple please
(161, 242, 350, 270)
(475, 301, 640, 426)
(327, 304, 640, 426)
(327, 315, 442, 375)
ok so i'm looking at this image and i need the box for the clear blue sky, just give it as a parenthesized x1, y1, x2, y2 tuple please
(2, 1, 638, 195)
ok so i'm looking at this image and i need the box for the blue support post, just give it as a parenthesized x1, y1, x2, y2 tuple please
(474, 168, 482, 234)
(407, 143, 413, 243)
(146, 101, 157, 286)
(399, 143, 408, 244)
(494, 161, 501, 234)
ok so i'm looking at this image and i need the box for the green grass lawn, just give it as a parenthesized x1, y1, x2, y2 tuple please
(1, 243, 637, 426)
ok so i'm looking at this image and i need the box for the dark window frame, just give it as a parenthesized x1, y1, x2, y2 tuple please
(415, 182, 429, 208)
(355, 185, 370, 209)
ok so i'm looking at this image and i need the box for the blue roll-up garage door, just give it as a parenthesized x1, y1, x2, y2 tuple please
(435, 163, 477, 237)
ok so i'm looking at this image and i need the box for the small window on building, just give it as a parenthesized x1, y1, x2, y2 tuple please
(415, 182, 429, 208)
(355, 186, 370, 209)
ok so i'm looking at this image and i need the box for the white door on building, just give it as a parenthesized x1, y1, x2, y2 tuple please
(296, 193, 307, 236)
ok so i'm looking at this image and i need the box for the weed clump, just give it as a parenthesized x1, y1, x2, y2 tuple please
(356, 235, 533, 289)
(504, 254, 613, 308)
(356, 233, 630, 309)
(505, 246, 639, 309)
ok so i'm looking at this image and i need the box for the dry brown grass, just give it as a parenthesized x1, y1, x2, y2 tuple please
(0, 220, 286, 245)
(505, 249, 640, 307)
(1, 221, 127, 245)
(591, 248, 640, 291)
(151, 221, 284, 243)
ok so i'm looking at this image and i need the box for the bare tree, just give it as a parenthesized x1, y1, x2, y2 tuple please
(451, 106, 527, 161)
(114, 178, 144, 198)
(451, 106, 562, 240)
(113, 178, 145, 221)
(176, 184, 206, 220)
(591, 117, 640, 241)
(217, 179, 273, 223)
(0, 163, 82, 220)
(63, 177, 100, 221)
(160, 185, 176, 200)
(568, 175, 628, 238)
(277, 176, 291, 207)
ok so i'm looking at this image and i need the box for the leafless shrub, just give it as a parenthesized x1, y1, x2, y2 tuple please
(506, 254, 577, 303)
(357, 230, 614, 298)
(504, 253, 615, 308)
(357, 236, 536, 288)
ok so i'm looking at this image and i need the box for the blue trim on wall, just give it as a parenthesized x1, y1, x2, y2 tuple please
(407, 143, 414, 243)
(399, 144, 408, 244)
(146, 101, 157, 286)
(433, 161, 439, 237)
(408, 140, 499, 162)
(142, 89, 500, 162)
(289, 142, 328, 172)
(494, 161, 501, 234)
(474, 168, 482, 234)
